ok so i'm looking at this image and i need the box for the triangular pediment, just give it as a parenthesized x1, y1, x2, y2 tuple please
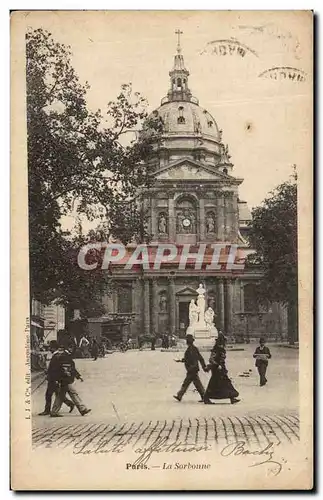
(154, 158, 233, 181)
(176, 286, 198, 296)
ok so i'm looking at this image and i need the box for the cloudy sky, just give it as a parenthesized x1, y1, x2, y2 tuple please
(21, 10, 312, 229)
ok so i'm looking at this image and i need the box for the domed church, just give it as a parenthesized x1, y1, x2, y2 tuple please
(89, 33, 287, 343)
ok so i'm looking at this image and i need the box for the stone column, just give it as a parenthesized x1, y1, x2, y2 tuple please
(217, 192, 225, 241)
(199, 198, 205, 241)
(151, 197, 157, 239)
(217, 278, 225, 331)
(232, 193, 239, 243)
(225, 192, 233, 241)
(112, 290, 117, 313)
(168, 197, 176, 241)
(144, 279, 150, 335)
(225, 278, 233, 334)
(223, 193, 229, 241)
(168, 277, 176, 335)
(240, 281, 244, 312)
(103, 293, 114, 313)
(152, 278, 159, 336)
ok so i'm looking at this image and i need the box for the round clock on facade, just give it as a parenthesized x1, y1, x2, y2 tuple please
(182, 218, 191, 228)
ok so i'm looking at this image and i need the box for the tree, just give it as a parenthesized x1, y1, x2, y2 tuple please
(247, 173, 298, 344)
(53, 232, 110, 322)
(27, 28, 159, 304)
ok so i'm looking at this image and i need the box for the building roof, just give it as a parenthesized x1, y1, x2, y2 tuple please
(149, 32, 221, 143)
(152, 101, 221, 141)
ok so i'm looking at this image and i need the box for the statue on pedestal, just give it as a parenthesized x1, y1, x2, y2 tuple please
(196, 284, 206, 327)
(158, 213, 167, 234)
(186, 284, 218, 342)
(189, 299, 199, 326)
(205, 307, 215, 329)
(205, 307, 218, 338)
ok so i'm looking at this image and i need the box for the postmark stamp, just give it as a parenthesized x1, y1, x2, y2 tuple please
(201, 38, 258, 58)
(259, 67, 307, 82)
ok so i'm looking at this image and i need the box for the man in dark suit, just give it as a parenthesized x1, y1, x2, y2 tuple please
(50, 344, 91, 417)
(253, 337, 272, 386)
(38, 340, 74, 416)
(173, 334, 207, 402)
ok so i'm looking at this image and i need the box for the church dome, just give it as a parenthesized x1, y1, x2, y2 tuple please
(148, 31, 221, 144)
(151, 101, 221, 142)
(146, 31, 229, 169)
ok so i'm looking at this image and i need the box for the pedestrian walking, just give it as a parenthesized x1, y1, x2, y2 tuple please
(91, 339, 99, 361)
(50, 344, 91, 417)
(79, 335, 90, 358)
(38, 340, 75, 416)
(162, 332, 170, 349)
(253, 337, 272, 386)
(173, 334, 207, 402)
(203, 334, 240, 405)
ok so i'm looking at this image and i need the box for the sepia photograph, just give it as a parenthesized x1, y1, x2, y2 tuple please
(10, 10, 313, 490)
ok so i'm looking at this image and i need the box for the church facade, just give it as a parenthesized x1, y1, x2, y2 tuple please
(92, 38, 287, 343)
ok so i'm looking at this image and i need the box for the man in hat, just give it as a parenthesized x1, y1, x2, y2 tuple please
(38, 340, 75, 416)
(50, 343, 91, 417)
(173, 334, 208, 402)
(253, 337, 272, 386)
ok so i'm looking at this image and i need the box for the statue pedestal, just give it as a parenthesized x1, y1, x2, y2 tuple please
(186, 324, 218, 349)
(194, 327, 212, 339)
(187, 284, 218, 350)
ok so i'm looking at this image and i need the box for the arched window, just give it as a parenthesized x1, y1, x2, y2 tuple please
(176, 196, 197, 234)
(178, 106, 185, 124)
(177, 78, 182, 89)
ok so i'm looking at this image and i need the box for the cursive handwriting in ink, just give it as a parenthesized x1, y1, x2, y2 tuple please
(220, 441, 283, 476)
(73, 437, 127, 455)
(133, 436, 210, 467)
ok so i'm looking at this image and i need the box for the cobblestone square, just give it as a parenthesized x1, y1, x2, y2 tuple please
(32, 344, 299, 451)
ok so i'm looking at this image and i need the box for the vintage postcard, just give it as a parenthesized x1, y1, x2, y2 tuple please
(11, 10, 313, 490)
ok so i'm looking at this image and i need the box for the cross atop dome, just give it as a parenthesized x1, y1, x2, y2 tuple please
(161, 30, 199, 105)
(175, 28, 183, 54)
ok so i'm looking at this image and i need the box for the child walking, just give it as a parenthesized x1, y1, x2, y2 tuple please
(253, 337, 271, 386)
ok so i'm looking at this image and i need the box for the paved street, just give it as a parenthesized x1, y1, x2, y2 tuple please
(32, 344, 299, 451)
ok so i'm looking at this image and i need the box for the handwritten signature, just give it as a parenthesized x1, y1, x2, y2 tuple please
(220, 441, 283, 476)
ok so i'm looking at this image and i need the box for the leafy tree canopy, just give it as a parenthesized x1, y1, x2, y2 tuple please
(27, 28, 160, 305)
(247, 171, 297, 307)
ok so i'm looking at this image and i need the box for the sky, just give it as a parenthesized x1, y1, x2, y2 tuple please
(22, 10, 312, 231)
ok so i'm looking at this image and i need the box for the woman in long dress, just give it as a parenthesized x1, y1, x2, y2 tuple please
(204, 334, 240, 405)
